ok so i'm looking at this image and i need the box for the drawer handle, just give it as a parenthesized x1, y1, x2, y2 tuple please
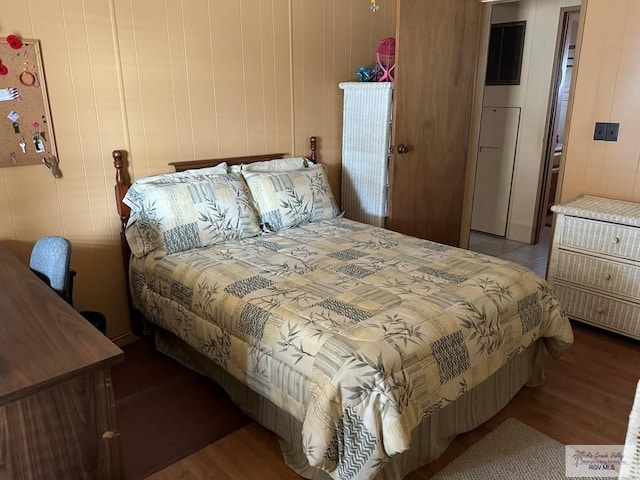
(604, 273, 612, 280)
(611, 236, 620, 244)
(595, 305, 605, 314)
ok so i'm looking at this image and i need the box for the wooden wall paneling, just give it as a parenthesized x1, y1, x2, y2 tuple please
(321, 0, 337, 178)
(625, 1, 640, 201)
(581, 0, 626, 198)
(113, 0, 151, 181)
(258, 0, 285, 155)
(131, 2, 180, 171)
(603, 0, 640, 201)
(241, 0, 269, 154)
(291, 0, 310, 156)
(166, 1, 199, 163)
(210, 1, 249, 157)
(560, 0, 635, 203)
(269, 0, 294, 155)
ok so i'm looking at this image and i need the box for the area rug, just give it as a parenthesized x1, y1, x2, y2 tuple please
(111, 337, 251, 479)
(431, 418, 596, 480)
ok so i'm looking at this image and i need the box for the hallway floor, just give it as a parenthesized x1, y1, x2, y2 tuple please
(469, 226, 552, 278)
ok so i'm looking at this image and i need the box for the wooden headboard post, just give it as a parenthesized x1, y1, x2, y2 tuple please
(112, 149, 143, 334)
(113, 136, 319, 335)
(310, 136, 317, 163)
(113, 150, 130, 232)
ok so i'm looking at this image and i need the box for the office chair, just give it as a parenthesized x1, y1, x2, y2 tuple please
(29, 236, 76, 306)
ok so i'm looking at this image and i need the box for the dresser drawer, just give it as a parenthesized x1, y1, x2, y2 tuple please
(555, 251, 640, 300)
(553, 284, 640, 339)
(560, 216, 640, 261)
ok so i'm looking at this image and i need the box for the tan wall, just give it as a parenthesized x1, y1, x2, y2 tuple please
(559, 0, 640, 203)
(0, 0, 396, 339)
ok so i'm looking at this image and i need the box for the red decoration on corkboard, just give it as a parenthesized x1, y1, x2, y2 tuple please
(6, 35, 22, 50)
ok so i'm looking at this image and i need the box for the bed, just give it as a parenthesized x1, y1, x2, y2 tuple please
(112, 137, 573, 480)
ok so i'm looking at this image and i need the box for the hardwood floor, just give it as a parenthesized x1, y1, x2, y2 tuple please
(148, 322, 639, 479)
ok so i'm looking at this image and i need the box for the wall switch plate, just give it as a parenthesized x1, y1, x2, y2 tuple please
(594, 122, 607, 141)
(606, 122, 619, 141)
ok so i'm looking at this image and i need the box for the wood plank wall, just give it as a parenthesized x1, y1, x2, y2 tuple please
(0, 0, 396, 338)
(559, 0, 640, 203)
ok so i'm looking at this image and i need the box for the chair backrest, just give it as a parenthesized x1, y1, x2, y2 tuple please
(29, 236, 72, 302)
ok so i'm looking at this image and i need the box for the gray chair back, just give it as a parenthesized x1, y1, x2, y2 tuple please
(29, 236, 73, 304)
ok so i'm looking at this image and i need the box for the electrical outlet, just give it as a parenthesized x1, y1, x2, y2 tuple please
(594, 122, 607, 141)
(606, 122, 619, 142)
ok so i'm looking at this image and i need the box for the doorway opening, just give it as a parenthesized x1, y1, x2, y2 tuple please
(536, 8, 581, 237)
(469, 5, 581, 278)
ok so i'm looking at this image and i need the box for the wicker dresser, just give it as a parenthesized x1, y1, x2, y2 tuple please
(547, 195, 640, 340)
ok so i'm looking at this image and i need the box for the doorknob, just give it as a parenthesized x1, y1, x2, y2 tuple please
(396, 144, 409, 154)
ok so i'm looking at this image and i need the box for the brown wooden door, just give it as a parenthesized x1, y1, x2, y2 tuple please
(388, 0, 483, 247)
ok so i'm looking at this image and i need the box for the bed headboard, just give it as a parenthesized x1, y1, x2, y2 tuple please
(112, 136, 318, 333)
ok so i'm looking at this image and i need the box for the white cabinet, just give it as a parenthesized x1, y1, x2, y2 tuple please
(471, 107, 521, 237)
(339, 82, 393, 228)
(547, 195, 640, 340)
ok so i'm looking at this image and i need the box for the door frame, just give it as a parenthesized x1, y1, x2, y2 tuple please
(460, 4, 492, 248)
(534, 5, 582, 243)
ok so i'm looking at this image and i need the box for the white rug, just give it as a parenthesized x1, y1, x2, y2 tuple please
(432, 418, 598, 480)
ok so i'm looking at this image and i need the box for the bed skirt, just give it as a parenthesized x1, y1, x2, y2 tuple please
(153, 327, 545, 480)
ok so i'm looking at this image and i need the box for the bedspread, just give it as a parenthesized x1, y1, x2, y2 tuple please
(129, 218, 573, 480)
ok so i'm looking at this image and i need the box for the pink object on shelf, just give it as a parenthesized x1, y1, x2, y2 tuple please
(376, 37, 395, 82)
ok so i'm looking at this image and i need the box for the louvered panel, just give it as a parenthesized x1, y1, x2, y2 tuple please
(339, 82, 392, 228)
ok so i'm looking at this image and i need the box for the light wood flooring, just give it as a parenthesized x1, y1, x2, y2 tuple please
(148, 231, 638, 479)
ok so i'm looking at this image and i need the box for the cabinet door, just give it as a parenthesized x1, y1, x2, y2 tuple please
(388, 0, 483, 246)
(471, 106, 521, 236)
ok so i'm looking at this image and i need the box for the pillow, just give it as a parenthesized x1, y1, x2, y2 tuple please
(125, 172, 261, 258)
(124, 162, 228, 210)
(230, 157, 310, 173)
(242, 165, 340, 232)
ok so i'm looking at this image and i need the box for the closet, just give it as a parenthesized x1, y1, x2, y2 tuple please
(341, 0, 484, 247)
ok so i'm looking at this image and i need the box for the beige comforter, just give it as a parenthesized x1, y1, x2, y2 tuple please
(130, 218, 573, 480)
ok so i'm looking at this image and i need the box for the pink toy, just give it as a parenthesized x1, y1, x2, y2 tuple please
(376, 37, 395, 82)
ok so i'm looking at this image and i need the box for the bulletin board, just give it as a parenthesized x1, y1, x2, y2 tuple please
(0, 37, 58, 171)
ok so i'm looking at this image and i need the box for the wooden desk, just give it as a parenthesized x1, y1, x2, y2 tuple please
(0, 246, 124, 479)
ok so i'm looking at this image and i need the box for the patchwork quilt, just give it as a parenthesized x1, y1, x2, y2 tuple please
(129, 218, 573, 480)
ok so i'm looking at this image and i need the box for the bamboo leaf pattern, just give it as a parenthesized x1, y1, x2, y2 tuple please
(536, 279, 564, 317)
(280, 188, 313, 224)
(198, 201, 238, 240)
(277, 322, 314, 365)
(459, 302, 505, 355)
(380, 277, 415, 295)
(365, 314, 426, 355)
(342, 352, 413, 418)
(309, 170, 330, 197)
(467, 277, 514, 309)
(201, 329, 231, 367)
(248, 340, 271, 378)
(192, 279, 220, 317)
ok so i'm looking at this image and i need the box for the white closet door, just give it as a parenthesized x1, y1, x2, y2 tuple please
(471, 107, 521, 236)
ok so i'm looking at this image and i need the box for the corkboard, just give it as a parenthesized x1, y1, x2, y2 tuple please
(0, 38, 57, 169)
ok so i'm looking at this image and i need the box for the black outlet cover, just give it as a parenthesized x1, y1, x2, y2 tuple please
(594, 122, 607, 141)
(606, 122, 619, 142)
